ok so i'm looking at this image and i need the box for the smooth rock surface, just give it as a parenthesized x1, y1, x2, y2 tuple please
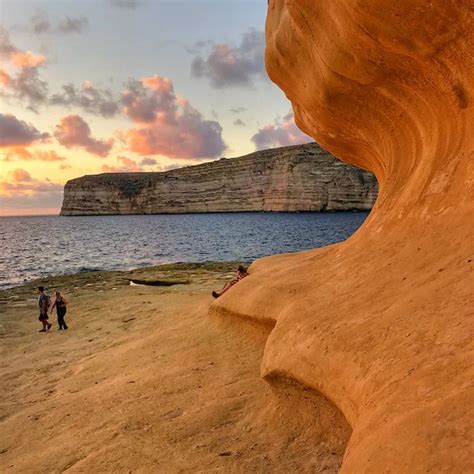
(212, 1, 474, 472)
(60, 143, 377, 215)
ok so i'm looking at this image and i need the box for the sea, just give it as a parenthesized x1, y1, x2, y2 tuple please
(0, 212, 369, 289)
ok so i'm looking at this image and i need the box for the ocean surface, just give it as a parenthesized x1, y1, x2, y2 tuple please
(0, 212, 369, 289)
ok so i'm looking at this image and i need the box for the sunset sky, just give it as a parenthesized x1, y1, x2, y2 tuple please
(0, 0, 312, 216)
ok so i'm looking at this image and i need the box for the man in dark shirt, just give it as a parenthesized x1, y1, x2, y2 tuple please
(38, 286, 52, 332)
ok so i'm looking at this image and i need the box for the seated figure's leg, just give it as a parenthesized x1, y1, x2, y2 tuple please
(220, 280, 237, 295)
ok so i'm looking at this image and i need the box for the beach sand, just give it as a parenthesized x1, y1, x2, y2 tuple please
(0, 263, 350, 473)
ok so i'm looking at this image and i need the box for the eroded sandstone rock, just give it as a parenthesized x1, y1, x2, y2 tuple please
(212, 1, 474, 472)
(60, 143, 377, 215)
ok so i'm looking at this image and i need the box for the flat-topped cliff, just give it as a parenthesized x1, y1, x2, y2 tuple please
(60, 143, 377, 215)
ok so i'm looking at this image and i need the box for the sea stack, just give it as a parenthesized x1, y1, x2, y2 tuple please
(60, 143, 377, 215)
(212, 1, 474, 472)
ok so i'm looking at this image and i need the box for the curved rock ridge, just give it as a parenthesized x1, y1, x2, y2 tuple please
(60, 143, 377, 215)
(212, 1, 473, 472)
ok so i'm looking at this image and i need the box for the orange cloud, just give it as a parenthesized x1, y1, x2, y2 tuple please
(0, 68, 11, 86)
(141, 75, 173, 93)
(11, 169, 32, 182)
(3, 147, 66, 162)
(30, 150, 66, 161)
(10, 51, 46, 69)
(54, 114, 113, 157)
(101, 156, 143, 173)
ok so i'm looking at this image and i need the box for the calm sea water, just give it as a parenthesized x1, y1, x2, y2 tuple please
(0, 212, 369, 289)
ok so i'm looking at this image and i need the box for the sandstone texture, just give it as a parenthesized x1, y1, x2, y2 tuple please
(60, 143, 377, 215)
(212, 1, 474, 472)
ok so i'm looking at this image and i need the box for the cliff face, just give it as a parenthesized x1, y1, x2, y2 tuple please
(213, 1, 474, 472)
(60, 143, 377, 215)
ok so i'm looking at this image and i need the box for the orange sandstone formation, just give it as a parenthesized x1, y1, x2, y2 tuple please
(212, 1, 474, 472)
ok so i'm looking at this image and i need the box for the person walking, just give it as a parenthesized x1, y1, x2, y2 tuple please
(38, 286, 52, 332)
(50, 291, 69, 330)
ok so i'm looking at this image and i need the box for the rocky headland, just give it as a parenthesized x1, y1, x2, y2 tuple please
(60, 143, 377, 215)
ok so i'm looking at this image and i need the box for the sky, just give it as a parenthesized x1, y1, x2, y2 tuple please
(0, 0, 312, 216)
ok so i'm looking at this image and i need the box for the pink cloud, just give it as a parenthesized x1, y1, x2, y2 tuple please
(120, 76, 226, 159)
(54, 114, 114, 157)
(100, 156, 143, 173)
(251, 112, 313, 150)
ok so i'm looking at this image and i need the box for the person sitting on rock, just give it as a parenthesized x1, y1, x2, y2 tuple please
(212, 266, 248, 299)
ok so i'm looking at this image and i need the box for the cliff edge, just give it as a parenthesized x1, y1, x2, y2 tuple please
(60, 143, 377, 215)
(212, 1, 474, 472)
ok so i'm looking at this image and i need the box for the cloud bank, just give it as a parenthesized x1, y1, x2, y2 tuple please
(0, 168, 63, 213)
(0, 168, 62, 197)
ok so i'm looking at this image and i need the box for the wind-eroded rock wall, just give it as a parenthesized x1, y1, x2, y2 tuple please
(212, 1, 474, 472)
(60, 143, 377, 215)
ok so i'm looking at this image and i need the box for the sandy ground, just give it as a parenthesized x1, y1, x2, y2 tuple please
(0, 263, 350, 473)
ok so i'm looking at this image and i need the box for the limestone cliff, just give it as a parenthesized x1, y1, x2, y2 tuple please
(213, 1, 474, 472)
(60, 143, 377, 215)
